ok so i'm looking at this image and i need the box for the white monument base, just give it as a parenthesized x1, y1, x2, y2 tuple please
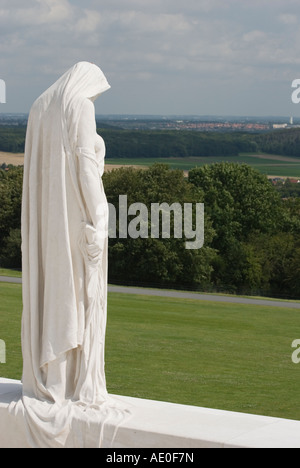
(1, 378, 300, 448)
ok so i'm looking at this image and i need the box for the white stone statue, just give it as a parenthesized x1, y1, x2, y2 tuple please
(18, 62, 129, 448)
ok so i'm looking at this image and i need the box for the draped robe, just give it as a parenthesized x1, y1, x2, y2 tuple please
(15, 62, 129, 448)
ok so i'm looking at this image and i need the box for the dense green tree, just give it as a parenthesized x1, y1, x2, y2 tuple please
(103, 164, 216, 289)
(275, 179, 300, 199)
(189, 163, 283, 248)
(1, 228, 22, 268)
(244, 232, 300, 299)
(0, 168, 23, 240)
(0, 167, 23, 268)
(188, 163, 285, 294)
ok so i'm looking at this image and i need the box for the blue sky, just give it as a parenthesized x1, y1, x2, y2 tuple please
(1, 0, 300, 116)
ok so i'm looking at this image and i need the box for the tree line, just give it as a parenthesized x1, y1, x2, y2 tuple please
(3, 125, 300, 158)
(0, 127, 26, 153)
(100, 130, 258, 158)
(255, 127, 300, 157)
(1, 162, 300, 299)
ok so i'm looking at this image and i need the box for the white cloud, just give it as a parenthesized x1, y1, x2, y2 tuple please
(242, 30, 267, 43)
(278, 13, 298, 24)
(2, 0, 300, 114)
(0, 0, 72, 27)
(76, 9, 102, 33)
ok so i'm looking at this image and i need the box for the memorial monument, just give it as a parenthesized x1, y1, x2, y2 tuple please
(1, 62, 300, 450)
(11, 62, 130, 448)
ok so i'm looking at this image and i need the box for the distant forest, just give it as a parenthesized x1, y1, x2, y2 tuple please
(1, 125, 300, 158)
(256, 128, 300, 157)
(0, 127, 26, 153)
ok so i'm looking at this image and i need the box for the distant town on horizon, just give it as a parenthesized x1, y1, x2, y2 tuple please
(0, 112, 299, 133)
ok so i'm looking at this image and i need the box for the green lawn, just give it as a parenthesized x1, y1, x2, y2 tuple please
(0, 283, 23, 379)
(0, 268, 22, 278)
(1, 282, 300, 421)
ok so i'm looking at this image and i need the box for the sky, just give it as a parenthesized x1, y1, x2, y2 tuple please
(1, 0, 300, 117)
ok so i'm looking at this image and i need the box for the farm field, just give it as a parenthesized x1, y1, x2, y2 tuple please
(0, 151, 144, 173)
(104, 154, 300, 178)
(1, 281, 300, 421)
(107, 153, 300, 178)
(2, 151, 300, 177)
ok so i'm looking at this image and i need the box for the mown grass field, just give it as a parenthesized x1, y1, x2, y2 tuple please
(1, 281, 300, 421)
(0, 268, 22, 278)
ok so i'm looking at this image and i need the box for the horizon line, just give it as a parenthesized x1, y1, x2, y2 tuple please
(0, 112, 298, 120)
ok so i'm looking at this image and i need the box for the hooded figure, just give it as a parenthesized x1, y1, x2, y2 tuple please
(19, 62, 128, 448)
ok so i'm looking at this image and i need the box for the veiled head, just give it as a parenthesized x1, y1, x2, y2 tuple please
(63, 61, 111, 103)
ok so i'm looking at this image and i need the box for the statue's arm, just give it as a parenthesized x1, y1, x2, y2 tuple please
(76, 99, 106, 231)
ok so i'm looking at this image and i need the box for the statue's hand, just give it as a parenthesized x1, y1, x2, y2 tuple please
(84, 224, 104, 260)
